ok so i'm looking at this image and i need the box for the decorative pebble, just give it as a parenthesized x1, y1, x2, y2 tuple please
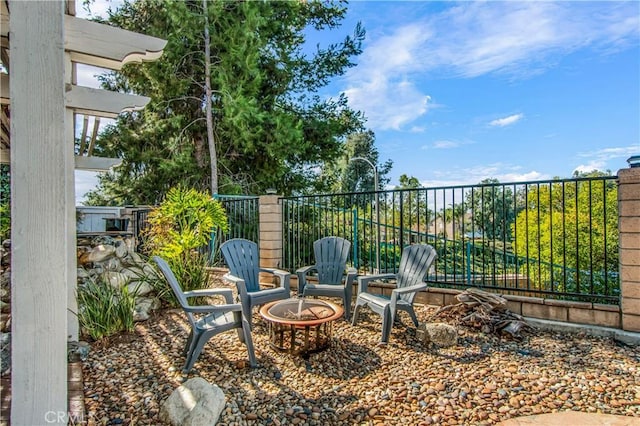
(79, 273, 640, 426)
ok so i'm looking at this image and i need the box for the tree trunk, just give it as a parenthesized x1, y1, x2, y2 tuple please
(202, 0, 218, 194)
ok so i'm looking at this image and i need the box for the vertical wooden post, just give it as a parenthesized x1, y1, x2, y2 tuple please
(259, 195, 283, 283)
(10, 1, 70, 422)
(619, 165, 640, 332)
(66, 53, 79, 342)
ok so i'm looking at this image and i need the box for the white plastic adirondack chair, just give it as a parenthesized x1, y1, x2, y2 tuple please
(352, 244, 437, 343)
(296, 236, 357, 320)
(153, 256, 256, 373)
(220, 238, 291, 328)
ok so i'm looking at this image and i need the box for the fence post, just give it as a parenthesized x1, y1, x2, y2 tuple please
(619, 163, 640, 332)
(352, 208, 358, 269)
(466, 241, 472, 284)
(259, 194, 283, 283)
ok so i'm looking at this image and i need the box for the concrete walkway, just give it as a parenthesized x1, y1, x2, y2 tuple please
(498, 412, 638, 425)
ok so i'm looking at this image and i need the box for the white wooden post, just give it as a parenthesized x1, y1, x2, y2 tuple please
(10, 1, 70, 422)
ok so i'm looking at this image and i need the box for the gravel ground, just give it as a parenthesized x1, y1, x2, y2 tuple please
(82, 281, 640, 426)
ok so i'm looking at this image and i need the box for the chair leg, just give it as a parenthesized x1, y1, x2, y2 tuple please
(240, 320, 257, 368)
(351, 299, 362, 326)
(343, 296, 351, 322)
(244, 305, 254, 331)
(183, 329, 195, 356)
(381, 306, 393, 343)
(407, 308, 420, 327)
(343, 286, 352, 321)
(184, 333, 209, 373)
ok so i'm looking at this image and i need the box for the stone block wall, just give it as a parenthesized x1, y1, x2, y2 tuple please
(258, 195, 283, 285)
(619, 166, 640, 332)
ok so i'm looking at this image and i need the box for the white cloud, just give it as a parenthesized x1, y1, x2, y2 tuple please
(574, 145, 639, 174)
(489, 113, 523, 127)
(422, 139, 474, 150)
(432, 140, 461, 149)
(422, 163, 548, 188)
(343, 1, 639, 131)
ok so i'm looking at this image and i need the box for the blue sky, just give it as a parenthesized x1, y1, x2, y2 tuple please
(75, 0, 640, 202)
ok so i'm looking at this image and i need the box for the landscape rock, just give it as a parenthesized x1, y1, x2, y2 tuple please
(127, 281, 154, 297)
(77, 236, 160, 322)
(103, 271, 130, 289)
(417, 322, 458, 347)
(87, 244, 116, 263)
(160, 377, 226, 426)
(134, 297, 161, 322)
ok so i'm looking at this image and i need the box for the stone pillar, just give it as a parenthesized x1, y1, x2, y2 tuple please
(259, 195, 283, 283)
(619, 165, 640, 332)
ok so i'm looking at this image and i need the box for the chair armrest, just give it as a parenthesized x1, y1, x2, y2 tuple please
(358, 273, 397, 293)
(389, 283, 427, 319)
(345, 267, 358, 288)
(260, 268, 291, 293)
(183, 303, 243, 314)
(260, 267, 290, 276)
(295, 265, 318, 276)
(223, 273, 249, 301)
(183, 288, 234, 304)
(295, 265, 318, 294)
(392, 283, 428, 296)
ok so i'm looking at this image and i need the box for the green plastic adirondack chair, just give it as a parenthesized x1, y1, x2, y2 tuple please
(220, 238, 291, 328)
(352, 244, 437, 343)
(153, 256, 256, 373)
(296, 236, 357, 320)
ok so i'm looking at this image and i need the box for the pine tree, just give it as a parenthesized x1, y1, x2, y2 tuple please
(85, 0, 366, 205)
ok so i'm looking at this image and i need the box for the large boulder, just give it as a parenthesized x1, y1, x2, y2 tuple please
(417, 322, 458, 347)
(160, 377, 226, 426)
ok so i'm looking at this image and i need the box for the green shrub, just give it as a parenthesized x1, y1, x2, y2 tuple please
(144, 186, 228, 305)
(77, 275, 137, 341)
(0, 202, 9, 241)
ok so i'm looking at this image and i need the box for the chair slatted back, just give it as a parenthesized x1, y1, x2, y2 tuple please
(313, 236, 351, 285)
(220, 238, 261, 293)
(396, 244, 437, 300)
(153, 256, 196, 326)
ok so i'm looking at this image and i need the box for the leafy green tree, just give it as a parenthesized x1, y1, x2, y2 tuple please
(511, 171, 618, 295)
(324, 130, 392, 194)
(85, 0, 366, 205)
(465, 178, 516, 240)
(391, 175, 432, 239)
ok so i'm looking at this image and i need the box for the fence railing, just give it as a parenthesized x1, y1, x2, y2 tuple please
(281, 176, 619, 304)
(210, 195, 260, 265)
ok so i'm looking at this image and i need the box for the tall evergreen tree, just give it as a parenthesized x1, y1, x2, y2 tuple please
(323, 130, 392, 194)
(85, 0, 365, 205)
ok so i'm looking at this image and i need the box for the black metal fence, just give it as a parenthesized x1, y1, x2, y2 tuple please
(211, 195, 260, 265)
(281, 176, 619, 304)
